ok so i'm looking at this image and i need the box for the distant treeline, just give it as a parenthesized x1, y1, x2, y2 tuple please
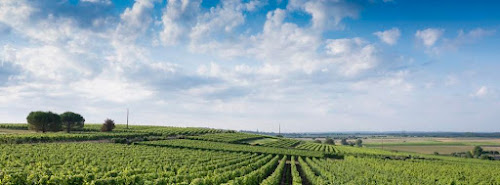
(242, 131, 500, 138)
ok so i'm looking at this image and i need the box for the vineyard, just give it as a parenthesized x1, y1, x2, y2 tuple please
(1, 123, 500, 184)
(261, 139, 302, 148)
(139, 139, 326, 158)
(296, 142, 336, 153)
(187, 133, 267, 143)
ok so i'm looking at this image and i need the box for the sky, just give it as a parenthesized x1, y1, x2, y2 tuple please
(0, 0, 499, 132)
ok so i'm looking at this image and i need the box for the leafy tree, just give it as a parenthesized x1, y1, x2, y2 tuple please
(473, 146, 483, 157)
(340, 138, 348, 145)
(60, 112, 85, 133)
(26, 111, 62, 133)
(101, 119, 116, 132)
(324, 138, 335, 145)
(465, 151, 473, 158)
(355, 139, 363, 147)
(313, 139, 322, 143)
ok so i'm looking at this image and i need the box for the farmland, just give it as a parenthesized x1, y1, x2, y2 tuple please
(1, 124, 500, 184)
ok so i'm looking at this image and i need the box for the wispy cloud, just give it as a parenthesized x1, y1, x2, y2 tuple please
(374, 28, 401, 45)
(415, 28, 444, 47)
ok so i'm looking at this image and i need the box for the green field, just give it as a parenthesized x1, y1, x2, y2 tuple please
(1, 123, 500, 184)
(361, 137, 500, 155)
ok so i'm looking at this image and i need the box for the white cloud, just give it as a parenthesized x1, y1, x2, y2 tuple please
(73, 75, 154, 103)
(471, 86, 488, 98)
(325, 38, 378, 76)
(159, 0, 201, 45)
(115, 0, 158, 43)
(0, 0, 33, 29)
(287, 0, 359, 30)
(189, 0, 246, 43)
(374, 28, 401, 45)
(415, 28, 444, 47)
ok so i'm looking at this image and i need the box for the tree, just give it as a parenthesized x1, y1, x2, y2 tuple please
(26, 111, 62, 133)
(355, 139, 363, 147)
(60, 112, 85, 133)
(313, 139, 322, 143)
(473, 146, 483, 157)
(324, 138, 335, 145)
(101, 119, 115, 132)
(465, 151, 473, 158)
(340, 138, 348, 145)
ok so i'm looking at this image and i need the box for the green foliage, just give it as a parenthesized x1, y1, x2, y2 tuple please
(0, 143, 274, 184)
(313, 140, 321, 143)
(261, 139, 301, 148)
(187, 133, 266, 143)
(299, 156, 500, 184)
(297, 157, 328, 185)
(223, 155, 280, 185)
(141, 139, 326, 158)
(355, 139, 363, 147)
(60, 112, 85, 133)
(290, 156, 302, 185)
(296, 142, 336, 153)
(101, 119, 115, 132)
(324, 138, 334, 145)
(26, 111, 62, 133)
(340, 138, 348, 145)
(0, 126, 230, 144)
(260, 156, 287, 185)
(0, 124, 28, 130)
(473, 146, 483, 157)
(0, 132, 152, 144)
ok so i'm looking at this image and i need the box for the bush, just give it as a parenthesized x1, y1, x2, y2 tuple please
(480, 155, 493, 160)
(355, 139, 363, 147)
(324, 138, 334, 145)
(341, 138, 348, 145)
(101, 119, 116, 132)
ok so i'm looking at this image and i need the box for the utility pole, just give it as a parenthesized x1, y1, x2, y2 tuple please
(126, 108, 129, 129)
(278, 123, 281, 135)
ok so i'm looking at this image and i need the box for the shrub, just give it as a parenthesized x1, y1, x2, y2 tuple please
(101, 119, 116, 132)
(355, 139, 363, 147)
(324, 138, 334, 145)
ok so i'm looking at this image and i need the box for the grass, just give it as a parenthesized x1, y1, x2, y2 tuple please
(363, 137, 500, 147)
(369, 145, 474, 154)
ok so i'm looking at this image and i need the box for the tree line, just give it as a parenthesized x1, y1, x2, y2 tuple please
(313, 137, 363, 147)
(26, 111, 115, 133)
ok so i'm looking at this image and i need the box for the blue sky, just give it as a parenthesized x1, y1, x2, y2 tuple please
(0, 0, 499, 132)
